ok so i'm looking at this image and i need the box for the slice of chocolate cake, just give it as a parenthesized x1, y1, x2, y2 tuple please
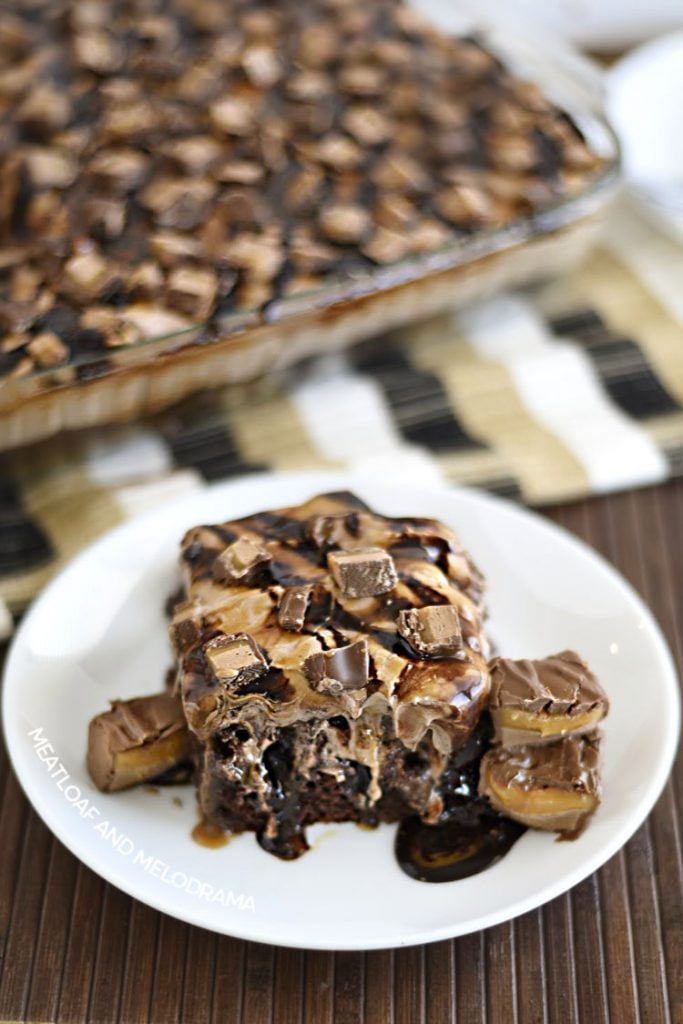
(168, 490, 491, 858)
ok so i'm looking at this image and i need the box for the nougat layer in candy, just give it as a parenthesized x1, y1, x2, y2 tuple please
(489, 650, 608, 746)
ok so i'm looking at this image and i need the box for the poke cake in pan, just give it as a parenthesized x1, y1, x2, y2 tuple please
(0, 0, 617, 449)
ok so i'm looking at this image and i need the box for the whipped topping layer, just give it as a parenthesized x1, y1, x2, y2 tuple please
(172, 491, 490, 755)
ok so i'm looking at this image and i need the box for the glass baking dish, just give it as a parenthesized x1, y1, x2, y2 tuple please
(0, 3, 620, 452)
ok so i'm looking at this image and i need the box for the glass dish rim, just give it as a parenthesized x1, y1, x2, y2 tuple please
(0, 32, 622, 399)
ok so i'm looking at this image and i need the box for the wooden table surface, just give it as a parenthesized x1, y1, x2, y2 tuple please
(0, 480, 681, 1024)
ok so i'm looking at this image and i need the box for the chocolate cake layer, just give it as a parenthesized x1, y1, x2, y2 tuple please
(171, 490, 490, 855)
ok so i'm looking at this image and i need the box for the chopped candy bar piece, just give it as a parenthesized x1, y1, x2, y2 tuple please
(306, 512, 362, 549)
(213, 536, 271, 584)
(479, 733, 601, 838)
(204, 633, 268, 688)
(87, 693, 189, 792)
(327, 547, 397, 598)
(278, 585, 312, 632)
(304, 639, 369, 694)
(489, 651, 608, 746)
(397, 605, 463, 658)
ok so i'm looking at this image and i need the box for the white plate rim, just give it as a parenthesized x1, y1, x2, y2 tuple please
(2, 470, 680, 950)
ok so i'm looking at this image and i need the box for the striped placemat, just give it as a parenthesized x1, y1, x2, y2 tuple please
(1, 203, 682, 634)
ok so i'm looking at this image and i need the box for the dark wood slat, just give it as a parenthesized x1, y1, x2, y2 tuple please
(86, 879, 134, 1023)
(0, 776, 30, 972)
(0, 810, 53, 1020)
(149, 916, 190, 1023)
(211, 937, 245, 1024)
(181, 928, 218, 1024)
(454, 931, 486, 1022)
(541, 895, 580, 1024)
(423, 941, 454, 1024)
(624, 825, 672, 1024)
(240, 942, 274, 1024)
(302, 951, 334, 1024)
(272, 947, 304, 1024)
(644, 787, 683, 1020)
(513, 911, 548, 1024)
(364, 949, 394, 1024)
(241, 941, 275, 1024)
(596, 852, 640, 1024)
(25, 837, 80, 1023)
(393, 945, 425, 1024)
(118, 901, 161, 1024)
(56, 865, 107, 1024)
(334, 951, 364, 1024)
(570, 875, 610, 1024)
(485, 922, 518, 1024)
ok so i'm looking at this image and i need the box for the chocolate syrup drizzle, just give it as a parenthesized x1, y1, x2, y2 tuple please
(395, 814, 525, 883)
(395, 715, 525, 882)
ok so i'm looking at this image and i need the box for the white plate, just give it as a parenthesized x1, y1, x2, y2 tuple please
(3, 472, 680, 950)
